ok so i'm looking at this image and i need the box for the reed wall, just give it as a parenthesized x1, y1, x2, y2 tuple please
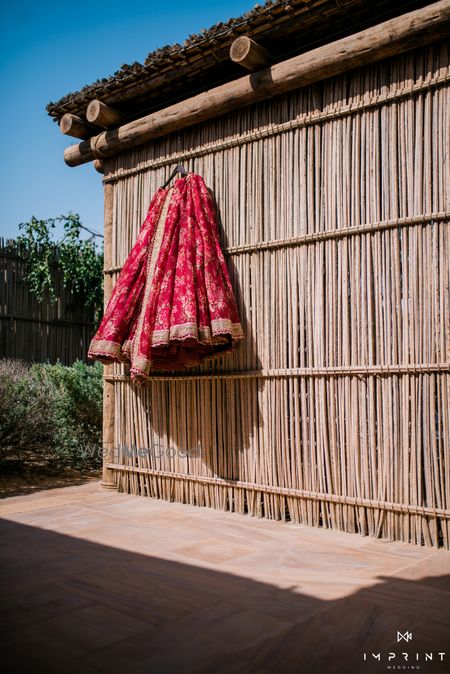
(103, 39, 450, 548)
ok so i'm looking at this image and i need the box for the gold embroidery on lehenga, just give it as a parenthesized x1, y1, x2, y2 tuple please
(131, 187, 174, 376)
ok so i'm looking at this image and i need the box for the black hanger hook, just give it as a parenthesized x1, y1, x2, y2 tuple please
(161, 164, 188, 189)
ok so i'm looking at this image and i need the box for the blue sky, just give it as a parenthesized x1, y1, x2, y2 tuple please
(0, 0, 252, 241)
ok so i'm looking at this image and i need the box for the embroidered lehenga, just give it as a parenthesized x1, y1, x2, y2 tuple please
(88, 173, 244, 379)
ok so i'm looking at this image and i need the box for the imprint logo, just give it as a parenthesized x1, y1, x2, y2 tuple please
(363, 629, 445, 668)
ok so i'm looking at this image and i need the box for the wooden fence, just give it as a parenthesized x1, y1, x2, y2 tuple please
(0, 239, 96, 364)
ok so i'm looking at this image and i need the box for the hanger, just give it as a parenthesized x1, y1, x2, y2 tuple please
(161, 164, 188, 189)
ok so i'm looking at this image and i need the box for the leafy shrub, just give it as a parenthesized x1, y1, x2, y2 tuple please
(0, 359, 103, 472)
(37, 360, 103, 468)
(0, 359, 55, 467)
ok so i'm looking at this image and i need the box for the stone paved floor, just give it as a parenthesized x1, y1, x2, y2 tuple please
(1, 482, 449, 674)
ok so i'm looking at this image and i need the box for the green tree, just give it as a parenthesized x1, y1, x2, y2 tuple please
(16, 213, 104, 322)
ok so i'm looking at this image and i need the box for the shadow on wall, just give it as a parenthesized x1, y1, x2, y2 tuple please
(0, 517, 449, 674)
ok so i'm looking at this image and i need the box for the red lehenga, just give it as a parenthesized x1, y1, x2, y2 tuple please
(88, 173, 244, 379)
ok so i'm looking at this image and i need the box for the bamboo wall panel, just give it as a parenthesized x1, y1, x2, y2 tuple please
(0, 241, 96, 364)
(104, 40, 450, 548)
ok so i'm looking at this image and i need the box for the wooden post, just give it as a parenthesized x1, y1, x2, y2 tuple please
(59, 113, 101, 140)
(100, 164, 116, 490)
(86, 99, 124, 128)
(63, 0, 450, 167)
(230, 36, 274, 71)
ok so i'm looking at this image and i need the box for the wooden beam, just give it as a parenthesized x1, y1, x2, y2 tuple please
(230, 36, 274, 71)
(64, 0, 450, 167)
(100, 163, 116, 491)
(93, 159, 105, 174)
(59, 113, 101, 140)
(86, 99, 124, 127)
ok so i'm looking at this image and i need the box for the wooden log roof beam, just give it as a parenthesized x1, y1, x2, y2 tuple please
(230, 36, 275, 71)
(86, 100, 124, 128)
(93, 159, 105, 174)
(59, 113, 102, 140)
(63, 0, 450, 167)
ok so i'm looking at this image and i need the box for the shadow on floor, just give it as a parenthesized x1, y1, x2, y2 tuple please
(0, 472, 101, 499)
(0, 517, 448, 674)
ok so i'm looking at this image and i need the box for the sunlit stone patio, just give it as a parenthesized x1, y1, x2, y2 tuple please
(1, 482, 449, 673)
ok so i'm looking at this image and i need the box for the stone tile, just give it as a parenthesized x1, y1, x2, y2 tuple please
(88, 500, 189, 528)
(360, 536, 440, 561)
(237, 588, 450, 674)
(215, 542, 422, 601)
(85, 602, 289, 674)
(1, 482, 447, 674)
(172, 538, 255, 563)
(359, 573, 450, 622)
(0, 582, 94, 633)
(0, 522, 136, 599)
(387, 551, 450, 592)
(0, 497, 79, 516)
(60, 558, 219, 626)
(173, 512, 301, 548)
(226, 582, 330, 624)
(77, 521, 205, 556)
(87, 494, 175, 513)
(1, 504, 125, 532)
(125, 555, 258, 601)
(283, 521, 371, 549)
(20, 603, 154, 655)
(0, 551, 101, 595)
(1, 628, 106, 674)
(0, 484, 104, 515)
(195, 653, 275, 674)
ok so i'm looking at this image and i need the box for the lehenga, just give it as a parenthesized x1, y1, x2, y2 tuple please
(88, 172, 244, 380)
